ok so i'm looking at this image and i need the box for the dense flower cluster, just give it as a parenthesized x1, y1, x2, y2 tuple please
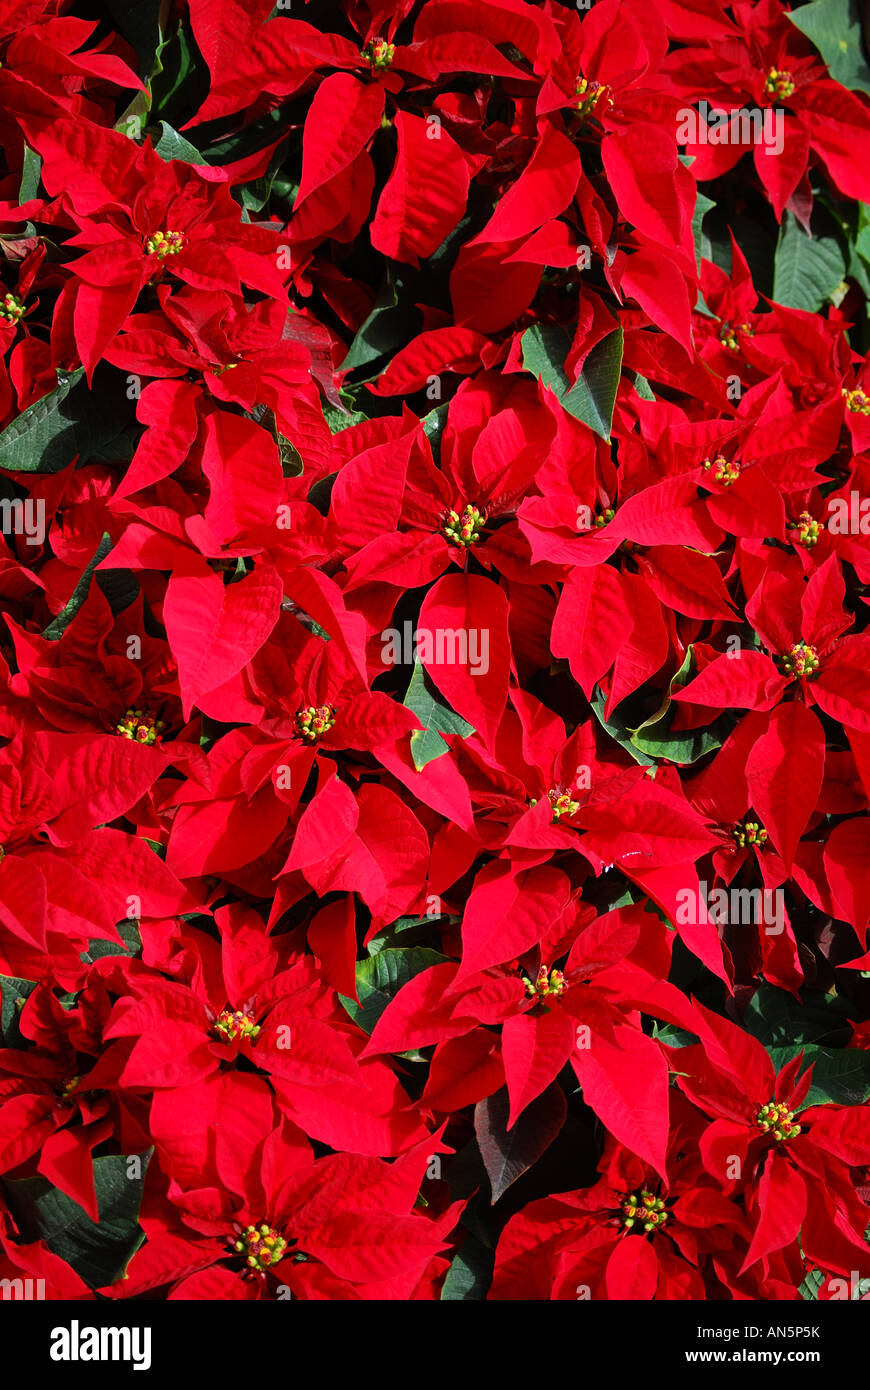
(0, 0, 869, 1303)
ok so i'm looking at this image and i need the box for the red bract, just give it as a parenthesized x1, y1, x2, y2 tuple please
(490, 1128, 755, 1300)
(0, 0, 868, 1309)
(675, 554, 870, 732)
(664, 0, 870, 216)
(670, 1002, 870, 1278)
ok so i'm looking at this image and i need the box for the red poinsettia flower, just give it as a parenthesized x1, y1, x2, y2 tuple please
(489, 1123, 752, 1300)
(675, 554, 870, 733)
(0, 976, 148, 1219)
(662, 0, 870, 217)
(671, 1000, 870, 1275)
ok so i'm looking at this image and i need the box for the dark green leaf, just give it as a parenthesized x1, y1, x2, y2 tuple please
(42, 534, 112, 639)
(0, 368, 133, 475)
(692, 188, 717, 271)
(199, 105, 292, 168)
(150, 17, 205, 120)
(3, 1150, 152, 1289)
(743, 983, 852, 1049)
(322, 401, 369, 434)
(103, 0, 165, 80)
(80, 920, 142, 966)
(521, 322, 623, 440)
(631, 372, 657, 401)
(589, 686, 656, 767)
(628, 650, 728, 763)
(339, 947, 447, 1036)
(789, 0, 870, 95)
(774, 211, 847, 311)
(767, 1043, 870, 1106)
(855, 202, 870, 264)
(404, 660, 474, 769)
(440, 1236, 494, 1300)
(799, 1267, 826, 1300)
(18, 146, 42, 204)
(153, 120, 204, 165)
(342, 274, 416, 376)
(651, 1022, 698, 1048)
(366, 911, 459, 956)
(422, 402, 449, 444)
(41, 531, 137, 639)
(0, 976, 36, 1045)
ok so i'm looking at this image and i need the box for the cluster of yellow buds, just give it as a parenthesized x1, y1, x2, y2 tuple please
(719, 321, 752, 351)
(523, 965, 567, 999)
(116, 708, 166, 745)
(702, 455, 741, 486)
(443, 504, 486, 548)
(575, 77, 612, 120)
(776, 640, 820, 679)
(594, 506, 616, 528)
(732, 818, 768, 850)
(145, 229, 185, 258)
(765, 67, 795, 99)
(362, 37, 395, 69)
(59, 1074, 81, 1105)
(756, 1100, 801, 1141)
(787, 511, 821, 547)
(842, 386, 870, 415)
(234, 1223, 288, 1272)
(213, 1009, 261, 1043)
(621, 1190, 669, 1233)
(295, 704, 336, 741)
(0, 292, 25, 324)
(548, 786, 580, 820)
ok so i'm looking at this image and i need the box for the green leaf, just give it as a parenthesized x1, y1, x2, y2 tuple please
(631, 372, 656, 401)
(789, 0, 870, 96)
(153, 120, 204, 165)
(0, 976, 36, 1045)
(855, 202, 870, 263)
(651, 1022, 698, 1049)
(339, 947, 447, 1036)
(80, 919, 142, 966)
(199, 105, 292, 168)
(628, 648, 728, 763)
(742, 983, 852, 1049)
(3, 1151, 152, 1290)
(42, 534, 113, 639)
(41, 534, 137, 639)
(767, 1044, 870, 1106)
(18, 146, 42, 204)
(103, 0, 166, 80)
(404, 660, 474, 769)
(440, 1236, 494, 1300)
(150, 17, 206, 121)
(521, 322, 623, 440)
(366, 911, 459, 956)
(0, 367, 134, 475)
(321, 400, 369, 434)
(773, 211, 847, 312)
(799, 1266, 826, 1300)
(341, 274, 415, 376)
(692, 188, 717, 271)
(422, 402, 449, 440)
(0, 370, 81, 471)
(630, 716, 725, 763)
(703, 209, 776, 298)
(589, 686, 656, 767)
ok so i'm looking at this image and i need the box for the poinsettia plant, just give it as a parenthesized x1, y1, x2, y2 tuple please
(0, 0, 868, 1309)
